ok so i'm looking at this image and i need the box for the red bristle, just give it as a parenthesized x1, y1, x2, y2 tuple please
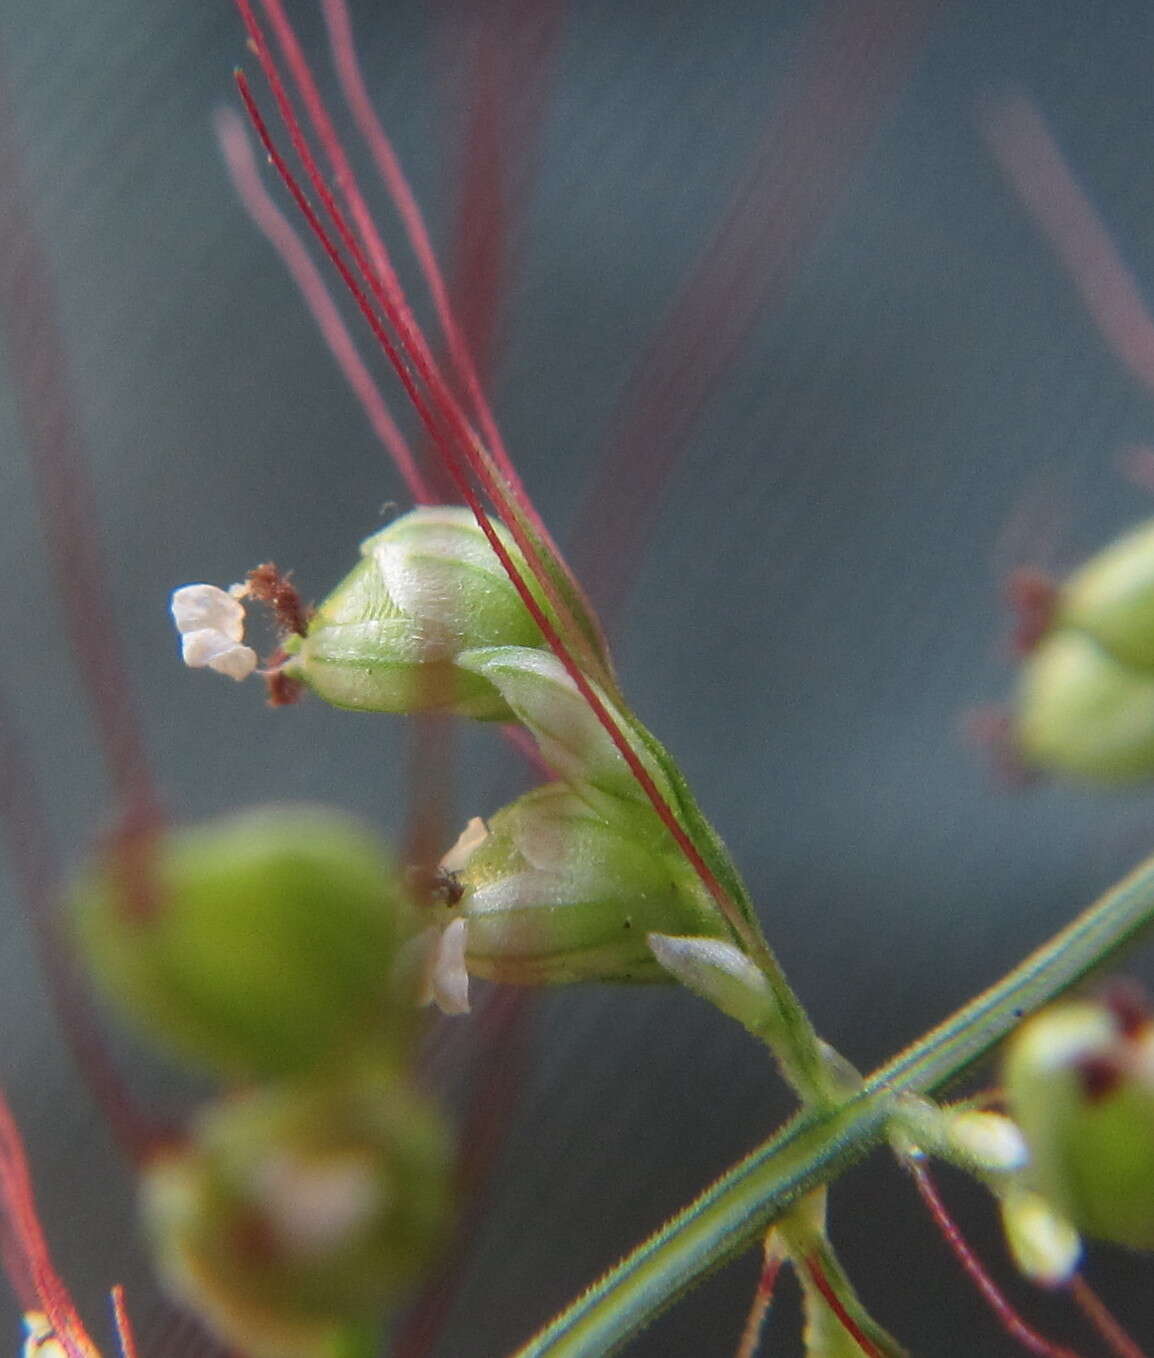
(245, 0, 452, 452)
(1004, 567, 1059, 656)
(214, 105, 432, 502)
(801, 1253, 885, 1358)
(908, 1162, 1083, 1358)
(231, 74, 451, 489)
(232, 54, 759, 953)
(0, 76, 165, 1167)
(320, 0, 563, 531)
(0, 679, 161, 1162)
(0, 1094, 99, 1358)
(982, 94, 1154, 400)
(569, 0, 938, 631)
(110, 1285, 139, 1358)
(1069, 1275, 1148, 1358)
(734, 1242, 782, 1358)
(394, 987, 532, 1358)
(238, 0, 611, 681)
(0, 74, 158, 828)
(402, 711, 456, 883)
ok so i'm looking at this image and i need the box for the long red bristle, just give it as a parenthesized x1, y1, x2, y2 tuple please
(109, 1285, 140, 1358)
(734, 1239, 782, 1358)
(1068, 1276, 1148, 1358)
(242, 0, 448, 434)
(215, 106, 433, 502)
(982, 94, 1154, 400)
(0, 1094, 99, 1358)
(0, 670, 161, 1165)
(908, 1162, 1083, 1358)
(393, 987, 532, 1358)
(570, 0, 938, 631)
(0, 72, 158, 829)
(231, 36, 759, 953)
(236, 0, 612, 683)
(319, 0, 552, 514)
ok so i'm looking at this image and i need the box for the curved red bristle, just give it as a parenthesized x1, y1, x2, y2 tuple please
(0, 73, 158, 834)
(393, 987, 532, 1358)
(908, 1161, 1083, 1358)
(215, 104, 433, 503)
(319, 0, 558, 513)
(110, 1286, 138, 1358)
(982, 94, 1154, 400)
(0, 1094, 99, 1358)
(0, 669, 163, 1164)
(231, 32, 760, 953)
(235, 0, 612, 681)
(570, 0, 938, 632)
(1068, 1275, 1148, 1358)
(734, 1238, 782, 1358)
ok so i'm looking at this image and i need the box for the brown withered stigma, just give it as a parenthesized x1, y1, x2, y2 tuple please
(245, 562, 312, 638)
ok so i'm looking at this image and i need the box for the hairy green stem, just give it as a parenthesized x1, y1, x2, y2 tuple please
(513, 851, 1154, 1357)
(631, 717, 830, 1101)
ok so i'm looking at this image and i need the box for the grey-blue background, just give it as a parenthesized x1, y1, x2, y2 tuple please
(3, 2, 1154, 1354)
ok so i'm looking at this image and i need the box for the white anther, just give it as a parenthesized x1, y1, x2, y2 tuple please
(171, 583, 246, 639)
(171, 584, 258, 680)
(439, 816, 488, 874)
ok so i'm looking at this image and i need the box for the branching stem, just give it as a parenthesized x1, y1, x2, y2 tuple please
(513, 849, 1154, 1356)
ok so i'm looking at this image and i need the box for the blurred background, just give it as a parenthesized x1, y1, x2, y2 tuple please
(3, 1, 1154, 1354)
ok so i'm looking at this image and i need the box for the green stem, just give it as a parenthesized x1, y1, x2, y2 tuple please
(632, 717, 830, 1101)
(512, 851, 1154, 1358)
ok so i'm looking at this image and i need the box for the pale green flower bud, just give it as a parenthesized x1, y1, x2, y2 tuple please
(1000, 1188, 1081, 1289)
(71, 805, 415, 1080)
(647, 935, 775, 1037)
(1015, 630, 1154, 782)
(284, 506, 548, 720)
(944, 1111, 1028, 1175)
(142, 1062, 451, 1358)
(1003, 992, 1154, 1250)
(887, 1100, 1026, 1180)
(1057, 517, 1154, 673)
(452, 784, 728, 990)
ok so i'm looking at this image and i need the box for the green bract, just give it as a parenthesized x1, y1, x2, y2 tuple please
(284, 506, 548, 720)
(1015, 630, 1154, 782)
(648, 934, 781, 1041)
(457, 782, 728, 986)
(1004, 998, 1154, 1250)
(72, 805, 414, 1079)
(457, 645, 673, 808)
(143, 1062, 451, 1358)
